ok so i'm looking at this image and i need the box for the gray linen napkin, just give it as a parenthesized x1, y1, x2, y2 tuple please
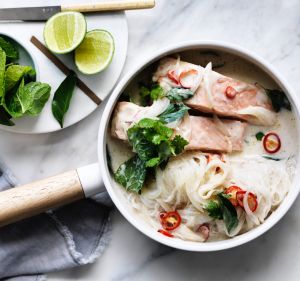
(0, 158, 112, 281)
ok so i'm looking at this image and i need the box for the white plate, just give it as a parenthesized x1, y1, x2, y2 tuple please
(0, 12, 128, 134)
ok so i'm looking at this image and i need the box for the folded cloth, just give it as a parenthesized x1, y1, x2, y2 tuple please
(0, 158, 112, 281)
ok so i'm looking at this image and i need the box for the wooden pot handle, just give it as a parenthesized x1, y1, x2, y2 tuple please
(0, 170, 85, 227)
(61, 0, 155, 12)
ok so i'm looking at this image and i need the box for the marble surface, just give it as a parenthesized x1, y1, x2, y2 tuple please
(1, 0, 300, 280)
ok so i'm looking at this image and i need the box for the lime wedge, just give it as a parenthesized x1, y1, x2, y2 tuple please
(75, 30, 115, 75)
(43, 11, 86, 54)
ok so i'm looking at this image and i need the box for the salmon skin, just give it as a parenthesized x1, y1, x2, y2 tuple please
(153, 57, 276, 126)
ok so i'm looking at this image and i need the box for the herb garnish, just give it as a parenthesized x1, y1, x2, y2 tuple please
(52, 71, 77, 128)
(0, 37, 51, 126)
(262, 155, 281, 161)
(139, 83, 164, 105)
(255, 131, 265, 141)
(114, 155, 147, 193)
(158, 103, 189, 124)
(114, 118, 189, 192)
(265, 88, 291, 112)
(0, 37, 18, 61)
(166, 88, 194, 102)
(205, 193, 238, 233)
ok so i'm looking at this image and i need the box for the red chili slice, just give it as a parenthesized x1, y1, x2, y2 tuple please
(167, 70, 180, 85)
(179, 69, 198, 89)
(225, 185, 243, 206)
(225, 86, 237, 99)
(158, 229, 174, 237)
(160, 211, 182, 231)
(236, 191, 258, 212)
(263, 132, 281, 154)
(198, 223, 210, 241)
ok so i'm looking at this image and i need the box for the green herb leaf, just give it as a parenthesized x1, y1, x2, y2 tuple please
(171, 135, 189, 155)
(0, 47, 6, 100)
(114, 155, 147, 192)
(262, 155, 281, 161)
(0, 105, 14, 126)
(166, 88, 194, 102)
(265, 89, 291, 112)
(24, 82, 51, 116)
(123, 118, 189, 191)
(150, 84, 164, 100)
(0, 37, 18, 60)
(205, 200, 223, 219)
(4, 81, 51, 118)
(138, 83, 165, 105)
(217, 193, 238, 233)
(52, 71, 77, 128)
(255, 131, 265, 141)
(5, 65, 34, 92)
(158, 103, 190, 124)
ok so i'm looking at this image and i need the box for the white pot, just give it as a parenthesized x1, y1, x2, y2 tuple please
(1, 41, 299, 252)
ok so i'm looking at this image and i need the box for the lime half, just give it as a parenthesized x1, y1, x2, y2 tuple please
(43, 11, 86, 54)
(75, 29, 115, 75)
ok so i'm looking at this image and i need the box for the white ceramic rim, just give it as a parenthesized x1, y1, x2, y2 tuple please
(98, 40, 300, 251)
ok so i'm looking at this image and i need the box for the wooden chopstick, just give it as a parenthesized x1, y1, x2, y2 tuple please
(30, 36, 101, 105)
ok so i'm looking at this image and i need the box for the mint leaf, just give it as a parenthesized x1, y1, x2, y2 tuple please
(121, 118, 189, 192)
(0, 37, 18, 60)
(159, 103, 189, 124)
(0, 105, 14, 126)
(167, 88, 194, 102)
(114, 155, 147, 193)
(5, 65, 34, 92)
(4, 81, 51, 118)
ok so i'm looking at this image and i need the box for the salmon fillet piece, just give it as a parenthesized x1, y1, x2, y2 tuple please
(181, 116, 246, 152)
(153, 58, 276, 126)
(111, 102, 247, 153)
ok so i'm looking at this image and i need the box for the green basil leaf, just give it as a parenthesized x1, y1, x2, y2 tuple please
(167, 88, 194, 102)
(159, 103, 189, 123)
(0, 105, 14, 126)
(114, 155, 147, 192)
(265, 89, 291, 112)
(52, 71, 77, 128)
(217, 193, 238, 233)
(0, 47, 6, 100)
(0, 37, 18, 60)
(5, 65, 34, 92)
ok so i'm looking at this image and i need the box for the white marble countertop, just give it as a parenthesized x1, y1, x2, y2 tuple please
(1, 0, 300, 280)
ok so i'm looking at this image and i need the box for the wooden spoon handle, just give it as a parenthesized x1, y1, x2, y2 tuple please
(0, 170, 84, 227)
(61, 0, 155, 13)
